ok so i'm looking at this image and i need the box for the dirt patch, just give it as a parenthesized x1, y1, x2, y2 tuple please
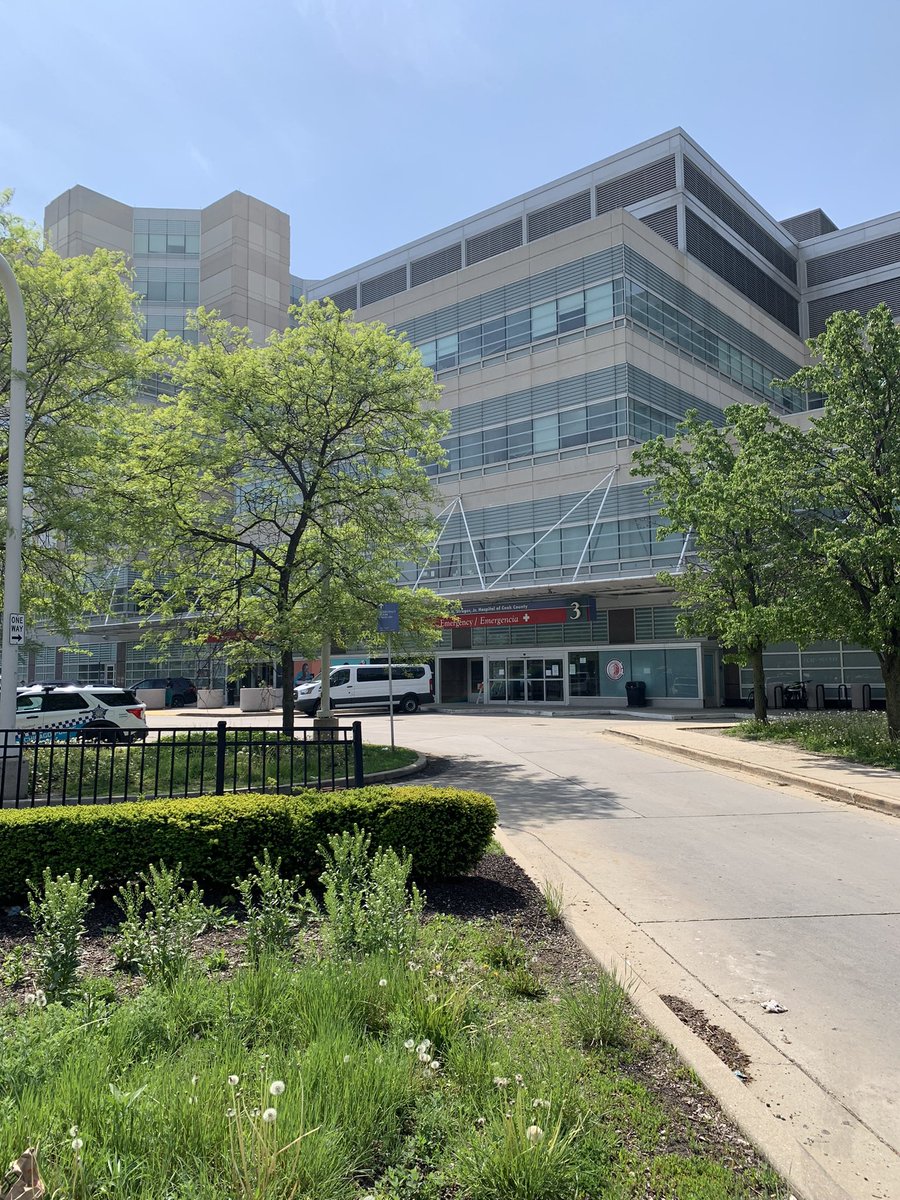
(661, 993, 753, 1078)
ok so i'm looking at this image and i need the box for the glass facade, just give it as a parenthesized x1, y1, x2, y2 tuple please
(739, 642, 886, 699)
(568, 648, 699, 699)
(133, 219, 200, 257)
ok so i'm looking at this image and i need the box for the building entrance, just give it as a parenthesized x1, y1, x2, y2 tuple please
(488, 657, 565, 703)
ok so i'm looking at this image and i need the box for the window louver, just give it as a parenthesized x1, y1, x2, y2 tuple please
(466, 219, 524, 266)
(639, 206, 679, 247)
(806, 233, 900, 287)
(360, 265, 408, 307)
(596, 155, 677, 214)
(327, 285, 358, 311)
(526, 191, 592, 242)
(684, 159, 797, 283)
(808, 276, 900, 336)
(410, 243, 463, 287)
(685, 210, 799, 333)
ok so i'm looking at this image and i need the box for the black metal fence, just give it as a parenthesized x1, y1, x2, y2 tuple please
(0, 720, 365, 808)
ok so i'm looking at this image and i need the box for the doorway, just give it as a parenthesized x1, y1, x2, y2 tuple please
(488, 657, 565, 703)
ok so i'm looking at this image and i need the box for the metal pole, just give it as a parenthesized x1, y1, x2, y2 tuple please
(0, 251, 27, 733)
(318, 638, 332, 720)
(387, 631, 395, 750)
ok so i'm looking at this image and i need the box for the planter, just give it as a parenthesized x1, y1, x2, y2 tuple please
(239, 687, 276, 712)
(197, 688, 226, 709)
(134, 687, 167, 710)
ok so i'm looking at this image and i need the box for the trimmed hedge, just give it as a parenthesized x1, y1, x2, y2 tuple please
(0, 785, 497, 901)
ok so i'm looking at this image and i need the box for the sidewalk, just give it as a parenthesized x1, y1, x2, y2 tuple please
(600, 719, 900, 817)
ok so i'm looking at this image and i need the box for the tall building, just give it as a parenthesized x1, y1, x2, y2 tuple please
(42, 128, 900, 706)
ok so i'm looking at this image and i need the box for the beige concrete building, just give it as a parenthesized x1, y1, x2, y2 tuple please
(41, 129, 900, 706)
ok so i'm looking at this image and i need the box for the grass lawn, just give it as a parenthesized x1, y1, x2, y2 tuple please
(726, 710, 900, 770)
(25, 735, 418, 803)
(0, 853, 781, 1199)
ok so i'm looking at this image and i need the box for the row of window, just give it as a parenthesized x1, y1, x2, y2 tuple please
(133, 219, 201, 257)
(625, 281, 805, 412)
(428, 395, 677, 476)
(144, 315, 199, 343)
(134, 267, 200, 305)
(414, 275, 805, 412)
(416, 517, 683, 582)
(417, 281, 621, 371)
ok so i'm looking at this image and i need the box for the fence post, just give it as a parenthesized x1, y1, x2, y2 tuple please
(214, 720, 227, 796)
(352, 721, 364, 788)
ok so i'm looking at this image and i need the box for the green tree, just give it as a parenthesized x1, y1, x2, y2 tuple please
(0, 193, 153, 632)
(128, 299, 451, 733)
(782, 304, 900, 738)
(631, 404, 812, 721)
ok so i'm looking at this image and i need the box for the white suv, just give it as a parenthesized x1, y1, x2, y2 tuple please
(15, 685, 148, 742)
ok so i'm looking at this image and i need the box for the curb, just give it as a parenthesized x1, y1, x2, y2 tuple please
(361, 752, 427, 785)
(495, 826, 857, 1200)
(604, 728, 900, 819)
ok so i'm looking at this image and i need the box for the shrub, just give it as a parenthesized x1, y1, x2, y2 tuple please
(26, 868, 96, 1003)
(0, 785, 497, 901)
(563, 970, 632, 1050)
(320, 826, 423, 958)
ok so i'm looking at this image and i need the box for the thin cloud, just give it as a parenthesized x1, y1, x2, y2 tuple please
(189, 144, 213, 176)
(291, 0, 487, 83)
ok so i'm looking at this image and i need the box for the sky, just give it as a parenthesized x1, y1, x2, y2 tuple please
(3, 0, 898, 281)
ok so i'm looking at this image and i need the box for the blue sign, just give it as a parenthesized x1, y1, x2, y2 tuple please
(377, 602, 400, 633)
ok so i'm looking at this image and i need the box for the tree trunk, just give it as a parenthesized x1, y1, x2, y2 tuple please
(750, 643, 768, 724)
(881, 651, 900, 741)
(281, 647, 295, 736)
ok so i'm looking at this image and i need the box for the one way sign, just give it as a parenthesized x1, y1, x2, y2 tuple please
(7, 614, 25, 646)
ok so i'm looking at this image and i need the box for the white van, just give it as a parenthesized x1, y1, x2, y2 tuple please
(294, 664, 434, 715)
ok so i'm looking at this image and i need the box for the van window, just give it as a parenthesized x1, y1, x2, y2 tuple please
(393, 666, 425, 680)
(357, 667, 389, 682)
(330, 669, 351, 687)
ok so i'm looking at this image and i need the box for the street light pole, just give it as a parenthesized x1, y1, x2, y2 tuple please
(0, 251, 27, 732)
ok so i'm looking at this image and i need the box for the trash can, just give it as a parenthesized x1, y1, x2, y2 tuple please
(625, 680, 647, 708)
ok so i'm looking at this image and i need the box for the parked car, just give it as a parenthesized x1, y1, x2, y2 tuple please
(131, 676, 197, 706)
(15, 685, 148, 742)
(294, 663, 434, 715)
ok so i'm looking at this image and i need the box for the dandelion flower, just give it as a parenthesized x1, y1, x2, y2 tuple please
(526, 1124, 544, 1144)
(69, 1126, 78, 1138)
(378, 978, 387, 987)
(429, 1059, 441, 1071)
(71, 1138, 83, 1152)
(475, 1116, 486, 1127)
(426, 993, 438, 1003)
(404, 1038, 415, 1051)
(188, 1095, 197, 1105)
(226, 1108, 236, 1118)
(262, 1107, 277, 1123)
(514, 1073, 524, 1086)
(191, 1075, 199, 1087)
(418, 1050, 432, 1063)
(532, 1097, 551, 1109)
(342, 1054, 351, 1064)
(493, 1076, 509, 1089)
(416, 1040, 432, 1054)
(228, 1075, 239, 1086)
(269, 1080, 285, 1096)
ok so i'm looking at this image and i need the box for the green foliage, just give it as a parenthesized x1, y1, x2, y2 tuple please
(320, 826, 423, 958)
(782, 304, 900, 738)
(728, 710, 900, 770)
(0, 193, 156, 630)
(0, 945, 25, 987)
(631, 403, 813, 719)
(0, 785, 497, 901)
(563, 969, 632, 1050)
(540, 879, 566, 921)
(26, 867, 95, 1003)
(235, 849, 316, 963)
(122, 298, 454, 730)
(113, 862, 223, 985)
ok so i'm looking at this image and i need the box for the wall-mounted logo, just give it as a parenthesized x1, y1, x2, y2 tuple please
(605, 659, 625, 681)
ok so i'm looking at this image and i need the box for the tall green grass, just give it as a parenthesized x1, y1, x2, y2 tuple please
(728, 710, 900, 770)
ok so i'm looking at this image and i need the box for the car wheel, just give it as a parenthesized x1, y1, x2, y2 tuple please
(171, 693, 185, 706)
(81, 722, 120, 744)
(399, 694, 419, 714)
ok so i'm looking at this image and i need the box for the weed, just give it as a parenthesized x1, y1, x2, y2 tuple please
(320, 826, 423, 959)
(0, 946, 25, 988)
(26, 867, 95, 1004)
(540, 879, 566, 921)
(729, 710, 900, 770)
(563, 969, 632, 1050)
(113, 861, 223, 985)
(504, 964, 545, 999)
(203, 948, 229, 973)
(483, 925, 528, 972)
(236, 849, 317, 964)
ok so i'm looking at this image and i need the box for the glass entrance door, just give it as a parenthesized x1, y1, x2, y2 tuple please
(489, 657, 565, 703)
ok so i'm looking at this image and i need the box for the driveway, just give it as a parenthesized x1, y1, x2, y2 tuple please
(157, 707, 900, 1198)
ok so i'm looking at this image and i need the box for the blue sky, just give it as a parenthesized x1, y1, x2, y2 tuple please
(4, 0, 896, 280)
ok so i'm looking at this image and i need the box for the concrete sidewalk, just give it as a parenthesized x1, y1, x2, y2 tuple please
(600, 720, 900, 818)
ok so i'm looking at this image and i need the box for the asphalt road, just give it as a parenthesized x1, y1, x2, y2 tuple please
(158, 707, 900, 1197)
